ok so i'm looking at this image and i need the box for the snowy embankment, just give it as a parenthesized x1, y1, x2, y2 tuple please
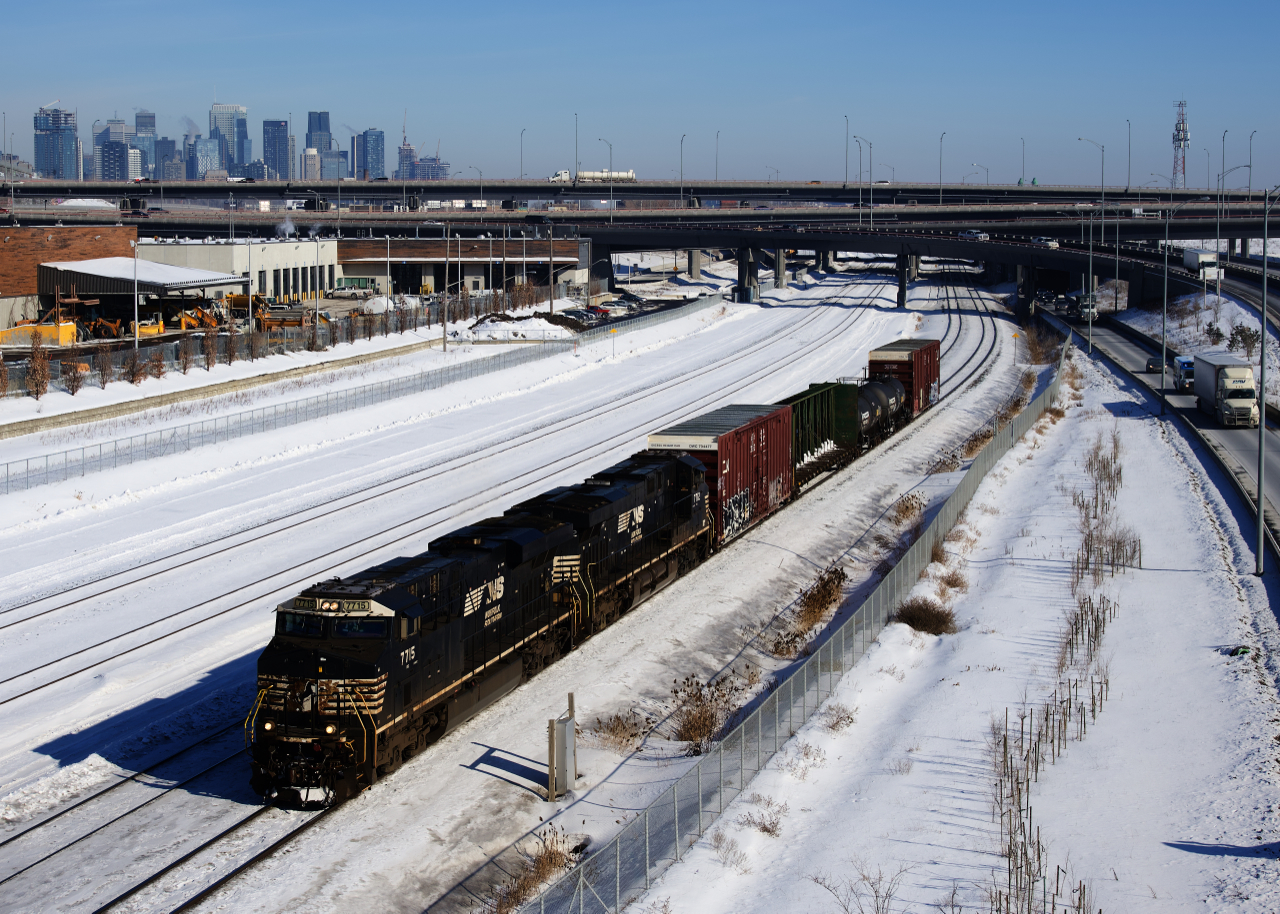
(633, 351, 1280, 913)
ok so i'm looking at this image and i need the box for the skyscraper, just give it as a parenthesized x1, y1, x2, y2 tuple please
(306, 111, 331, 156)
(263, 120, 290, 180)
(154, 137, 178, 176)
(134, 110, 156, 178)
(301, 148, 321, 181)
(395, 138, 415, 180)
(210, 103, 248, 167)
(93, 119, 134, 180)
(33, 106, 80, 179)
(99, 140, 139, 181)
(356, 128, 385, 180)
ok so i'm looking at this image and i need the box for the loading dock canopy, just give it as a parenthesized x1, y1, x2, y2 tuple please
(38, 257, 243, 297)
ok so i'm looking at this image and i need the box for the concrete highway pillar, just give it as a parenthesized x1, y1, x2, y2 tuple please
(775, 248, 788, 289)
(747, 251, 760, 298)
(896, 253, 908, 308)
(908, 254, 920, 282)
(737, 250, 749, 302)
(1126, 261, 1147, 308)
(1241, 238, 1251, 258)
(688, 249, 703, 280)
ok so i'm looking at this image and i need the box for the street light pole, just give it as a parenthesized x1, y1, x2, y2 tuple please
(130, 239, 138, 350)
(470, 165, 484, 222)
(855, 139, 863, 222)
(938, 132, 946, 205)
(1126, 119, 1131, 192)
(971, 163, 988, 185)
(715, 130, 719, 182)
(1161, 199, 1192, 414)
(599, 138, 613, 224)
(1248, 130, 1256, 200)
(843, 115, 848, 187)
(854, 135, 872, 227)
(1021, 137, 1025, 184)
(520, 128, 525, 179)
(680, 134, 686, 209)
(1080, 137, 1105, 315)
(1259, 185, 1279, 576)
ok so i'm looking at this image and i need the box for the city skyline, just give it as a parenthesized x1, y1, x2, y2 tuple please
(2, 0, 1275, 190)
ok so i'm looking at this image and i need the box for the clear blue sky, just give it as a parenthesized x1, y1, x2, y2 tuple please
(3, 0, 1275, 191)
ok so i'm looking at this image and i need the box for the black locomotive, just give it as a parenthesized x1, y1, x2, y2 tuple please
(247, 453, 711, 804)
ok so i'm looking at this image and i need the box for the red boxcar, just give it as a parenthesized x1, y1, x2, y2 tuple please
(647, 404, 793, 547)
(867, 339, 941, 417)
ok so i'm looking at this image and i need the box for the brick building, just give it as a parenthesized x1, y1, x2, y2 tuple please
(0, 226, 136, 329)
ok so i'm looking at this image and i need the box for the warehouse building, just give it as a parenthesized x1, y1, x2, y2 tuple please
(138, 238, 340, 302)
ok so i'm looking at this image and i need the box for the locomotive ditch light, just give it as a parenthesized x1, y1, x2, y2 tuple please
(325, 724, 336, 734)
(263, 721, 274, 731)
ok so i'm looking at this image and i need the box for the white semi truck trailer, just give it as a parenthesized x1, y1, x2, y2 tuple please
(1193, 352, 1259, 428)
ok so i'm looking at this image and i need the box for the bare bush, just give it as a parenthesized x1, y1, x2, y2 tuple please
(819, 702, 858, 732)
(960, 426, 994, 457)
(178, 336, 194, 374)
(780, 741, 826, 780)
(94, 346, 112, 388)
(249, 330, 267, 361)
(930, 539, 946, 565)
(63, 362, 86, 396)
(202, 332, 217, 371)
(670, 675, 743, 754)
(886, 757, 913, 776)
(147, 348, 166, 380)
(894, 596, 957, 635)
(1021, 320, 1063, 364)
(590, 710, 650, 754)
(809, 860, 913, 914)
(709, 829, 751, 874)
(121, 349, 146, 385)
(26, 330, 49, 399)
(225, 323, 239, 365)
(736, 793, 789, 837)
(480, 825, 574, 914)
(938, 566, 968, 592)
(890, 491, 926, 525)
(0, 358, 8, 397)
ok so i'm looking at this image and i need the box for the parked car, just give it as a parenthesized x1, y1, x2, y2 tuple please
(958, 229, 990, 241)
(1031, 236, 1059, 248)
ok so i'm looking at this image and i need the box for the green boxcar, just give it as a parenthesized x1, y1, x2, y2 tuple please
(777, 382, 862, 490)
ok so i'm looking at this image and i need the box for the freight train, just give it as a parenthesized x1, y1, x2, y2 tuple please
(246, 340, 940, 805)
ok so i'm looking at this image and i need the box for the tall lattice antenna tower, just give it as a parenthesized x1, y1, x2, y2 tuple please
(1172, 100, 1190, 189)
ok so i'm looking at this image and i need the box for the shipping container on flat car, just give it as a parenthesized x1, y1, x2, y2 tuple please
(646, 404, 792, 547)
(776, 382, 864, 491)
(867, 339, 941, 417)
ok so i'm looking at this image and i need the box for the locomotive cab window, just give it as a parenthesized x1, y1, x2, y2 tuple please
(278, 612, 325, 637)
(333, 618, 389, 639)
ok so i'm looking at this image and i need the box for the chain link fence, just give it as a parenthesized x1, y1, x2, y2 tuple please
(1, 294, 724, 495)
(535, 337, 1073, 914)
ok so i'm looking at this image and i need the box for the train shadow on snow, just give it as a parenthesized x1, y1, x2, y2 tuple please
(31, 650, 261, 803)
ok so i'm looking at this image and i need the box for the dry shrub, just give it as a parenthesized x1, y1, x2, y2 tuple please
(202, 331, 218, 371)
(1045, 404, 1066, 422)
(819, 702, 858, 732)
(147, 348, 166, 379)
(894, 595, 957, 635)
(780, 741, 826, 780)
(178, 336, 195, 374)
(1020, 369, 1036, 392)
(709, 829, 751, 874)
(930, 452, 961, 474)
(671, 675, 742, 754)
(931, 539, 946, 565)
(890, 491, 926, 525)
(26, 329, 49, 399)
(961, 426, 994, 457)
(481, 825, 574, 914)
(225, 323, 239, 365)
(94, 346, 112, 388)
(796, 563, 847, 632)
(938, 566, 968, 592)
(0, 358, 8, 397)
(249, 330, 267, 361)
(590, 710, 650, 754)
(121, 349, 147, 385)
(737, 794, 789, 837)
(63, 362, 86, 396)
(1021, 321, 1063, 364)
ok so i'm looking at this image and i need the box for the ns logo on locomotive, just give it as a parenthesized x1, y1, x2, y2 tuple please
(245, 340, 939, 806)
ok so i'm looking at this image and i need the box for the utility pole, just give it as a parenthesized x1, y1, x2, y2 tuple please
(938, 132, 946, 205)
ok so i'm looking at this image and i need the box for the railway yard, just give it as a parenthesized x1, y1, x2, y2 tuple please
(0, 260, 1276, 914)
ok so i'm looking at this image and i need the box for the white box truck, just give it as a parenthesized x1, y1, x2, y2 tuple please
(1183, 248, 1218, 272)
(1193, 353, 1259, 428)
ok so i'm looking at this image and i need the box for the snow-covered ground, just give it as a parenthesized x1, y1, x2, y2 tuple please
(0, 273, 1025, 913)
(632, 352, 1280, 913)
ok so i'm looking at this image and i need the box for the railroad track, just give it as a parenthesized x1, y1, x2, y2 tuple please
(0, 278, 896, 712)
(1, 279, 1011, 914)
(0, 276, 904, 913)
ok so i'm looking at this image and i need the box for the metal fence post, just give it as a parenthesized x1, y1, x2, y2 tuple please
(645, 809, 650, 889)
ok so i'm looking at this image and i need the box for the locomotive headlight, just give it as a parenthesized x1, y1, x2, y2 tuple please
(324, 724, 336, 735)
(263, 721, 274, 731)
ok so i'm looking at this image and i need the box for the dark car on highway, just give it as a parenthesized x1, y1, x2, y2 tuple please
(1145, 356, 1164, 373)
